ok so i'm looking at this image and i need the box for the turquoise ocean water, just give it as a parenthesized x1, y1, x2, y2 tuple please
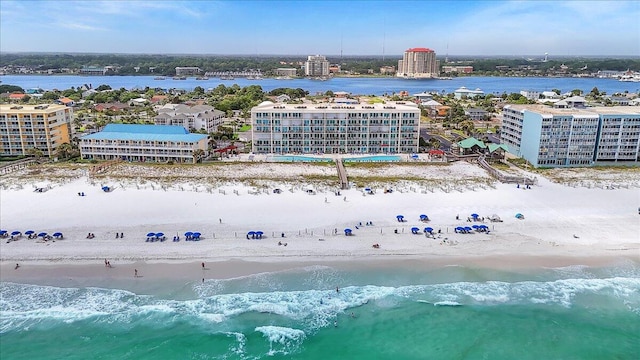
(2, 261, 639, 359)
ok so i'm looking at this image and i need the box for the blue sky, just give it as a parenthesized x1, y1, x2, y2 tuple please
(1, 0, 638, 56)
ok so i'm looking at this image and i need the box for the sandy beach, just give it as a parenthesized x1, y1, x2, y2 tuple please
(1, 161, 639, 275)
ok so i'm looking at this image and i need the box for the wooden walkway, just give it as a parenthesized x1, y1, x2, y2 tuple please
(335, 159, 349, 190)
(478, 156, 536, 185)
(89, 159, 122, 177)
(0, 158, 36, 175)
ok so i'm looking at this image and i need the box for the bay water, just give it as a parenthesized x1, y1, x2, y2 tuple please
(2, 260, 639, 359)
(2, 75, 639, 96)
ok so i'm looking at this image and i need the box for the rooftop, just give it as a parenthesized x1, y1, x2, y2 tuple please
(82, 124, 208, 143)
(406, 47, 434, 53)
(505, 104, 640, 116)
(0, 103, 68, 113)
(252, 102, 419, 111)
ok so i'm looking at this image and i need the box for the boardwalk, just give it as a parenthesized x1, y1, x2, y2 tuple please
(335, 159, 349, 190)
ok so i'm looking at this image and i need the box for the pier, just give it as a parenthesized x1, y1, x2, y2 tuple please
(335, 159, 349, 190)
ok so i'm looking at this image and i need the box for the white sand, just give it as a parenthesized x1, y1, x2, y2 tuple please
(1, 162, 639, 264)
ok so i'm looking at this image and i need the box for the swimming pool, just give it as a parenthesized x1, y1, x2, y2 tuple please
(271, 155, 333, 162)
(343, 155, 402, 162)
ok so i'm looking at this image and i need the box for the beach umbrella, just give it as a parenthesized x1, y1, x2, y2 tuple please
(464, 227, 472, 232)
(396, 215, 404, 222)
(411, 227, 420, 234)
(247, 231, 256, 238)
(146, 232, 156, 237)
(471, 213, 479, 218)
(155, 232, 164, 237)
(37, 232, 47, 237)
(425, 227, 434, 233)
(0, 230, 7, 235)
(192, 232, 201, 237)
(255, 231, 264, 239)
(365, 187, 371, 191)
(184, 231, 193, 237)
(479, 225, 488, 229)
(419, 214, 429, 220)
(52, 232, 63, 237)
(11, 231, 22, 236)
(24, 230, 34, 235)
(344, 228, 352, 235)
(102, 186, 110, 192)
(455, 226, 465, 232)
(472, 225, 479, 229)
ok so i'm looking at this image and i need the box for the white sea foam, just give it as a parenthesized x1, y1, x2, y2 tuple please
(2, 276, 639, 334)
(255, 325, 306, 356)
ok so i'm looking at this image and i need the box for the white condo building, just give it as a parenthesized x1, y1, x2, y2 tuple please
(397, 47, 439, 79)
(304, 55, 330, 77)
(502, 104, 640, 167)
(153, 104, 225, 133)
(251, 101, 420, 154)
(80, 124, 208, 163)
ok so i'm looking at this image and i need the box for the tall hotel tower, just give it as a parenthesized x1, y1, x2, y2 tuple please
(397, 47, 440, 79)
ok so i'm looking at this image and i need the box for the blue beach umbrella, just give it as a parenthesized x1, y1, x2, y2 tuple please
(455, 226, 465, 233)
(472, 225, 479, 229)
(146, 232, 155, 237)
(464, 227, 472, 232)
(192, 232, 201, 238)
(471, 213, 479, 218)
(425, 227, 434, 233)
(24, 230, 35, 235)
(247, 231, 256, 237)
(155, 232, 164, 237)
(37, 232, 47, 237)
(479, 225, 489, 229)
(411, 227, 420, 234)
(255, 231, 264, 238)
(396, 215, 404, 221)
(11, 231, 22, 236)
(184, 231, 193, 237)
(0, 230, 7, 235)
(53, 232, 63, 237)
(344, 228, 352, 235)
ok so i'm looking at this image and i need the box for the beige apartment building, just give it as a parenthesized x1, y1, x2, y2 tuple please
(0, 104, 73, 157)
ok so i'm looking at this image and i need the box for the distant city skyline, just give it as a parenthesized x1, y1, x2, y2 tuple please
(0, 0, 638, 57)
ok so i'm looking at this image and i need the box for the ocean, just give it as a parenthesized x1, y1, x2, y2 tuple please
(2, 75, 639, 96)
(1, 260, 639, 359)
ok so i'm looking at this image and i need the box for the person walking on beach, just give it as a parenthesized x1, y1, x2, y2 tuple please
(105, 259, 108, 267)
(202, 262, 205, 269)
(14, 263, 19, 270)
(219, 218, 222, 224)
(134, 269, 138, 277)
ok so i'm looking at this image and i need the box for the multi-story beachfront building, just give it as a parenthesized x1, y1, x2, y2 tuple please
(79, 124, 208, 163)
(304, 55, 330, 77)
(251, 101, 420, 154)
(175, 67, 202, 76)
(502, 104, 640, 167)
(397, 47, 439, 79)
(0, 104, 73, 157)
(153, 104, 225, 133)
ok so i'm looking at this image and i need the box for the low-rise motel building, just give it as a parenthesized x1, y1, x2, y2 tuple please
(0, 103, 73, 157)
(251, 101, 420, 154)
(502, 104, 640, 167)
(80, 124, 208, 163)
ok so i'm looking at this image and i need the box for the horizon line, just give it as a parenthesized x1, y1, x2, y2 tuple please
(1, 51, 638, 59)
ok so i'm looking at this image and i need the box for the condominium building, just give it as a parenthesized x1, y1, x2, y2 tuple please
(80, 124, 208, 163)
(175, 67, 202, 76)
(397, 47, 439, 79)
(154, 104, 225, 133)
(274, 68, 298, 77)
(0, 104, 73, 157)
(304, 55, 330, 77)
(502, 104, 640, 167)
(251, 101, 420, 154)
